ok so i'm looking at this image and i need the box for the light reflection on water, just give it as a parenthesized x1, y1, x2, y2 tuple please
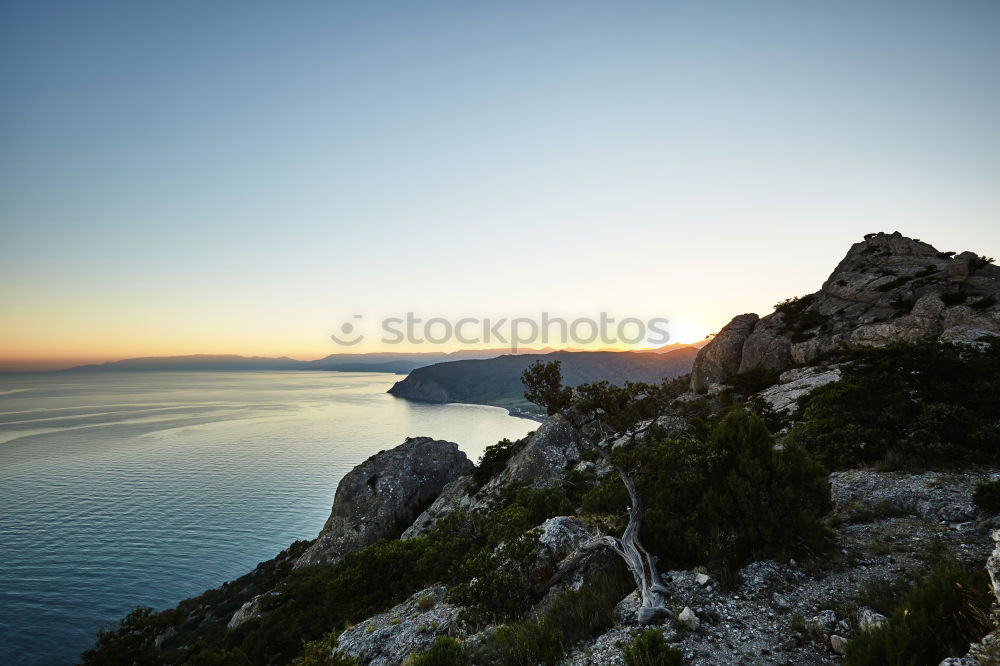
(0, 371, 536, 665)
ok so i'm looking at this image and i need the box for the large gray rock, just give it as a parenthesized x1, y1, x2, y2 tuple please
(227, 591, 277, 630)
(335, 585, 462, 666)
(738, 315, 793, 374)
(691, 232, 1000, 388)
(402, 415, 584, 537)
(690, 313, 759, 391)
(756, 366, 842, 414)
(295, 437, 471, 569)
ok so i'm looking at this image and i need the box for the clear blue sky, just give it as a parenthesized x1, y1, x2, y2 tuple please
(2, 1, 999, 366)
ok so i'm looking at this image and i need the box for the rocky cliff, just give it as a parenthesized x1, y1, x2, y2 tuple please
(691, 232, 1000, 391)
(294, 437, 472, 569)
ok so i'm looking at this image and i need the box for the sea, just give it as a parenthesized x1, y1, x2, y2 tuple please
(0, 371, 536, 665)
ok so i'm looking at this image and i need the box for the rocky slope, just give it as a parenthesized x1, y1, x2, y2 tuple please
(692, 232, 1000, 390)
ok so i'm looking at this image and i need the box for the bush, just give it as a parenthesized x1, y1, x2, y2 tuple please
(774, 294, 828, 342)
(723, 367, 782, 395)
(470, 438, 525, 492)
(410, 637, 467, 666)
(844, 562, 993, 666)
(973, 480, 1000, 515)
(788, 339, 1000, 469)
(622, 628, 684, 666)
(292, 632, 356, 666)
(582, 410, 831, 573)
(81, 607, 165, 665)
(471, 563, 634, 666)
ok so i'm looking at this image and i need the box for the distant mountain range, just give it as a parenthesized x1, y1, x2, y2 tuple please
(387, 348, 700, 414)
(57, 342, 706, 375)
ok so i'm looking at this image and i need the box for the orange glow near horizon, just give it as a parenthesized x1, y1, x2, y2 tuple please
(0, 319, 714, 372)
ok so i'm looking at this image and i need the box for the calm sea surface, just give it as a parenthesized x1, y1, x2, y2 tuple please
(0, 371, 536, 665)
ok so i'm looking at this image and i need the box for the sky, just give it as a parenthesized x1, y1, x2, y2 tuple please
(2, 1, 999, 369)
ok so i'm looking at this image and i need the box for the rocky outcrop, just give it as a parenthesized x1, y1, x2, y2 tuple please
(691, 232, 1000, 390)
(829, 468, 994, 524)
(295, 437, 472, 569)
(756, 366, 842, 414)
(402, 415, 584, 537)
(690, 314, 759, 392)
(227, 591, 277, 630)
(335, 585, 462, 666)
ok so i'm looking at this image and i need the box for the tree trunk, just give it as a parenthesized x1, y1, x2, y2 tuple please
(544, 466, 671, 625)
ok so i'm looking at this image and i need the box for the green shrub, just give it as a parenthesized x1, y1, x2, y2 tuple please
(622, 628, 684, 666)
(973, 480, 1000, 515)
(471, 563, 634, 666)
(410, 637, 467, 666)
(723, 367, 782, 395)
(788, 339, 1000, 469)
(774, 294, 828, 342)
(470, 438, 525, 492)
(582, 410, 831, 572)
(844, 562, 993, 666)
(292, 632, 356, 666)
(81, 607, 166, 665)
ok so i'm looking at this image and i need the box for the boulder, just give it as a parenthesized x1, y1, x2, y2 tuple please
(679, 606, 700, 630)
(402, 415, 583, 537)
(738, 315, 792, 374)
(856, 607, 887, 633)
(756, 366, 842, 414)
(690, 314, 759, 391)
(295, 437, 472, 569)
(227, 591, 277, 630)
(335, 585, 462, 666)
(806, 610, 839, 637)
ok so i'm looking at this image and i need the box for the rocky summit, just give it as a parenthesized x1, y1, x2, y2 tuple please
(691, 232, 1000, 391)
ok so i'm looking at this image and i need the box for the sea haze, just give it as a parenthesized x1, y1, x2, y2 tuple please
(0, 371, 536, 665)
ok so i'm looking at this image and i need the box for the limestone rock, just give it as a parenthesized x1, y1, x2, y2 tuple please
(538, 516, 591, 565)
(614, 590, 641, 626)
(335, 585, 461, 666)
(402, 415, 583, 537)
(830, 634, 848, 654)
(690, 313, 759, 391)
(295, 437, 471, 569)
(756, 366, 842, 414)
(806, 610, 839, 637)
(689, 232, 1000, 388)
(738, 315, 792, 374)
(679, 606, 700, 630)
(227, 591, 277, 630)
(856, 607, 887, 633)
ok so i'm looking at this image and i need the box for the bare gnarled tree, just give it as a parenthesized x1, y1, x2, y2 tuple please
(522, 360, 674, 624)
